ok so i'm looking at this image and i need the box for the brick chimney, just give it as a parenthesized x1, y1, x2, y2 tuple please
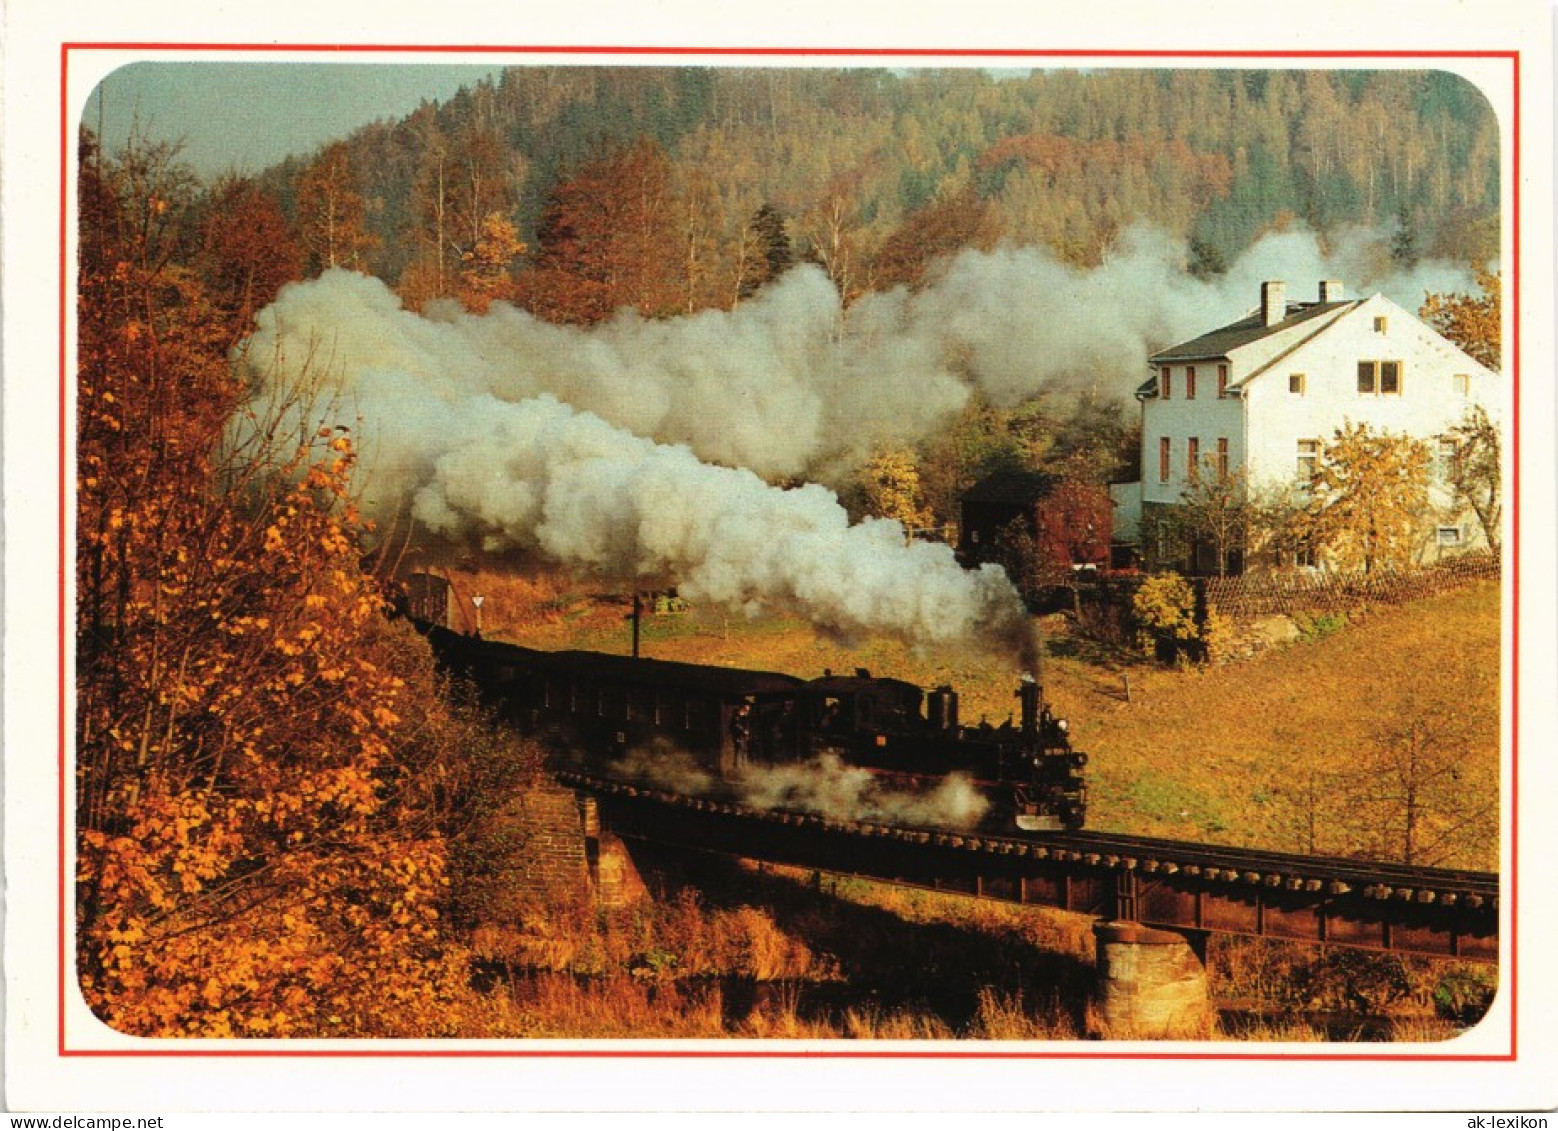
(1318, 279, 1345, 303)
(1261, 281, 1287, 327)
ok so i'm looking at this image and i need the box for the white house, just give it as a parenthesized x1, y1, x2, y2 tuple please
(1110, 279, 1500, 572)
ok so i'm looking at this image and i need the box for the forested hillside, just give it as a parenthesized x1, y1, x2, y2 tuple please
(249, 67, 1498, 315)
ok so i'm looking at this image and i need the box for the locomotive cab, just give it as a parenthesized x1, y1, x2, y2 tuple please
(802, 673, 925, 744)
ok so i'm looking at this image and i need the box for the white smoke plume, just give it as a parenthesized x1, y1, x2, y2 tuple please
(735, 754, 991, 830)
(292, 368, 1033, 654)
(234, 223, 1476, 658)
(598, 742, 990, 831)
(586, 740, 718, 799)
(241, 223, 1479, 483)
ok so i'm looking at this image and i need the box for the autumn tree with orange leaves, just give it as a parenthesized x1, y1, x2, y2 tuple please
(197, 176, 304, 338)
(457, 210, 527, 313)
(75, 130, 502, 1038)
(514, 139, 685, 324)
(295, 141, 378, 275)
(1420, 266, 1501, 371)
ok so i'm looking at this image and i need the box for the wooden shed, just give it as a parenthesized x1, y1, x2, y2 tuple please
(958, 471, 1113, 577)
(402, 570, 461, 629)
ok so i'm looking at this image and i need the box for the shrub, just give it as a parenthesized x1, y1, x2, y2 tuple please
(1132, 572, 1200, 660)
(1432, 968, 1498, 1026)
(1293, 610, 1349, 642)
(1132, 572, 1232, 664)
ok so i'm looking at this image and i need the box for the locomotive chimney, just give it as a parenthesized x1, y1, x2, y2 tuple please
(1018, 673, 1039, 739)
(928, 685, 960, 732)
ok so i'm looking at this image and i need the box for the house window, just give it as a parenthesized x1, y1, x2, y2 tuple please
(1297, 439, 1321, 482)
(1358, 360, 1404, 395)
(1380, 360, 1401, 394)
(1159, 367, 1172, 399)
(1295, 540, 1318, 569)
(1186, 366, 1197, 400)
(1435, 439, 1458, 480)
(1374, 316, 1389, 333)
(1455, 373, 1472, 397)
(1159, 436, 1171, 482)
(1218, 364, 1229, 397)
(1289, 373, 1306, 395)
(1216, 438, 1229, 481)
(1187, 437, 1200, 483)
(1437, 525, 1463, 547)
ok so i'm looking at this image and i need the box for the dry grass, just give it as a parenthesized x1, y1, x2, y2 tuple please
(442, 860, 1489, 1041)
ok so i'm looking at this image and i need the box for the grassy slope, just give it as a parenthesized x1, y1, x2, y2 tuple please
(466, 570, 1501, 870)
(1073, 582, 1501, 868)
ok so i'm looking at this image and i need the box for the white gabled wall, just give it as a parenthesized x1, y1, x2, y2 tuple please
(1139, 306, 1352, 508)
(1241, 294, 1498, 497)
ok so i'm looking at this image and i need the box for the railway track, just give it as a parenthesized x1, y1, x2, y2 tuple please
(556, 768, 1499, 914)
(1034, 829, 1498, 909)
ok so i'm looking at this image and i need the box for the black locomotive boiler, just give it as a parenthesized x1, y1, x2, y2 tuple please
(420, 623, 1087, 832)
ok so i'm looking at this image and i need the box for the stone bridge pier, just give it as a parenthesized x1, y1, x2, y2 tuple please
(578, 795, 647, 908)
(1090, 921, 1212, 1039)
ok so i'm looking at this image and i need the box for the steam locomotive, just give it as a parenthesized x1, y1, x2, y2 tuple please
(419, 623, 1087, 833)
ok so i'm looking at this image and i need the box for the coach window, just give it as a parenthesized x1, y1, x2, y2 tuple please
(628, 686, 655, 723)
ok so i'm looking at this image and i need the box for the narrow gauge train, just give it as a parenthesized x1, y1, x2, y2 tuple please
(420, 623, 1087, 832)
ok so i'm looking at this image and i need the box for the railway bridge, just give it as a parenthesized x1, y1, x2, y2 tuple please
(555, 769, 1500, 1036)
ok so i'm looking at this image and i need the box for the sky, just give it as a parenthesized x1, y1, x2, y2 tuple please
(87, 62, 504, 179)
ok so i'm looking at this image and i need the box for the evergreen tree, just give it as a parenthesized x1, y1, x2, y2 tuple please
(1390, 201, 1420, 268)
